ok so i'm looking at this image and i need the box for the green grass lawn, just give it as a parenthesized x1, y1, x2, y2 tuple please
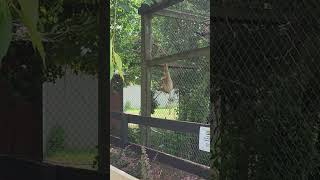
(125, 108, 178, 120)
(46, 149, 97, 169)
(45, 108, 179, 167)
(125, 108, 178, 129)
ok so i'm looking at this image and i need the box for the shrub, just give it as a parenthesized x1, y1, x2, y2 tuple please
(128, 127, 210, 166)
(47, 126, 65, 154)
(124, 101, 132, 111)
(151, 90, 159, 114)
(128, 127, 141, 144)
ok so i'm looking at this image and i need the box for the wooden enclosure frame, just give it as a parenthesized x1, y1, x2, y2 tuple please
(111, 0, 211, 178)
(139, 0, 210, 148)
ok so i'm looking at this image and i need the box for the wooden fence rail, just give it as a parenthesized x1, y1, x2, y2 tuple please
(110, 112, 211, 179)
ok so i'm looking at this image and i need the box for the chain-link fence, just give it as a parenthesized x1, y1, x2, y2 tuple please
(146, 57, 210, 166)
(119, 0, 211, 168)
(43, 67, 98, 170)
(211, 1, 320, 179)
(42, 2, 100, 170)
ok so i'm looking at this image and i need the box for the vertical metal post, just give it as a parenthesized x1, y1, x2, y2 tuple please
(141, 14, 152, 146)
(98, 0, 108, 173)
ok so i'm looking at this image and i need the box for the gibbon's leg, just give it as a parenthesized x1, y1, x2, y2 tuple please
(158, 64, 174, 118)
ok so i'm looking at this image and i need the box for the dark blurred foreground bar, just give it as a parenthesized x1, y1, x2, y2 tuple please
(0, 155, 108, 180)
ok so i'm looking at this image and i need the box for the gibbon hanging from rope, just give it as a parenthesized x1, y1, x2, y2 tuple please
(152, 41, 174, 94)
(151, 42, 175, 118)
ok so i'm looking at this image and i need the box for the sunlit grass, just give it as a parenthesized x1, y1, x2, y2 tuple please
(46, 149, 97, 169)
(125, 108, 178, 129)
(125, 108, 178, 120)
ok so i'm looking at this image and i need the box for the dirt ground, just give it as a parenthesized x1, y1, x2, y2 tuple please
(110, 145, 207, 180)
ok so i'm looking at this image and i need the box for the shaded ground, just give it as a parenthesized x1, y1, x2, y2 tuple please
(43, 145, 207, 179)
(110, 145, 206, 180)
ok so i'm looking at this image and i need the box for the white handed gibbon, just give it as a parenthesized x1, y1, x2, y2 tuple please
(160, 64, 173, 93)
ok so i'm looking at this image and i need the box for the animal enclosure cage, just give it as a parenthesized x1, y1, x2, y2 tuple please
(211, 1, 320, 179)
(111, 0, 211, 177)
(139, 0, 211, 163)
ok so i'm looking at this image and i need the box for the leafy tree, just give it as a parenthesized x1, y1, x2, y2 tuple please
(0, 0, 123, 81)
(0, 0, 45, 66)
(110, 0, 145, 85)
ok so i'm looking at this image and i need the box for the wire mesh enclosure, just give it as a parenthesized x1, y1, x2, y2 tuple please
(151, 0, 210, 58)
(43, 68, 98, 169)
(211, 1, 320, 179)
(114, 0, 211, 175)
(41, 1, 100, 170)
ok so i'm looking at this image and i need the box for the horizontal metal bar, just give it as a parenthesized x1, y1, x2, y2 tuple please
(148, 47, 210, 66)
(154, 9, 209, 22)
(110, 136, 210, 179)
(111, 112, 210, 134)
(138, 0, 184, 15)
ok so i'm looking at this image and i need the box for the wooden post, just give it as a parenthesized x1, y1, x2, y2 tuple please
(141, 13, 152, 146)
(148, 47, 210, 66)
(120, 115, 129, 148)
(98, 0, 108, 173)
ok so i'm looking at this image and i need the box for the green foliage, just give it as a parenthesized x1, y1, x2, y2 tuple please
(47, 126, 65, 154)
(177, 70, 210, 123)
(38, 0, 100, 76)
(128, 127, 141, 144)
(124, 101, 132, 111)
(110, 38, 115, 80)
(109, 146, 143, 178)
(1, 0, 122, 82)
(92, 145, 99, 169)
(34, 0, 100, 78)
(151, 90, 159, 114)
(110, 34, 123, 80)
(128, 127, 210, 165)
(151, 130, 210, 165)
(110, 0, 145, 85)
(16, 0, 46, 66)
(143, 0, 155, 6)
(0, 0, 46, 66)
(144, 0, 210, 123)
(140, 146, 151, 180)
(0, 0, 12, 63)
(110, 0, 126, 81)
